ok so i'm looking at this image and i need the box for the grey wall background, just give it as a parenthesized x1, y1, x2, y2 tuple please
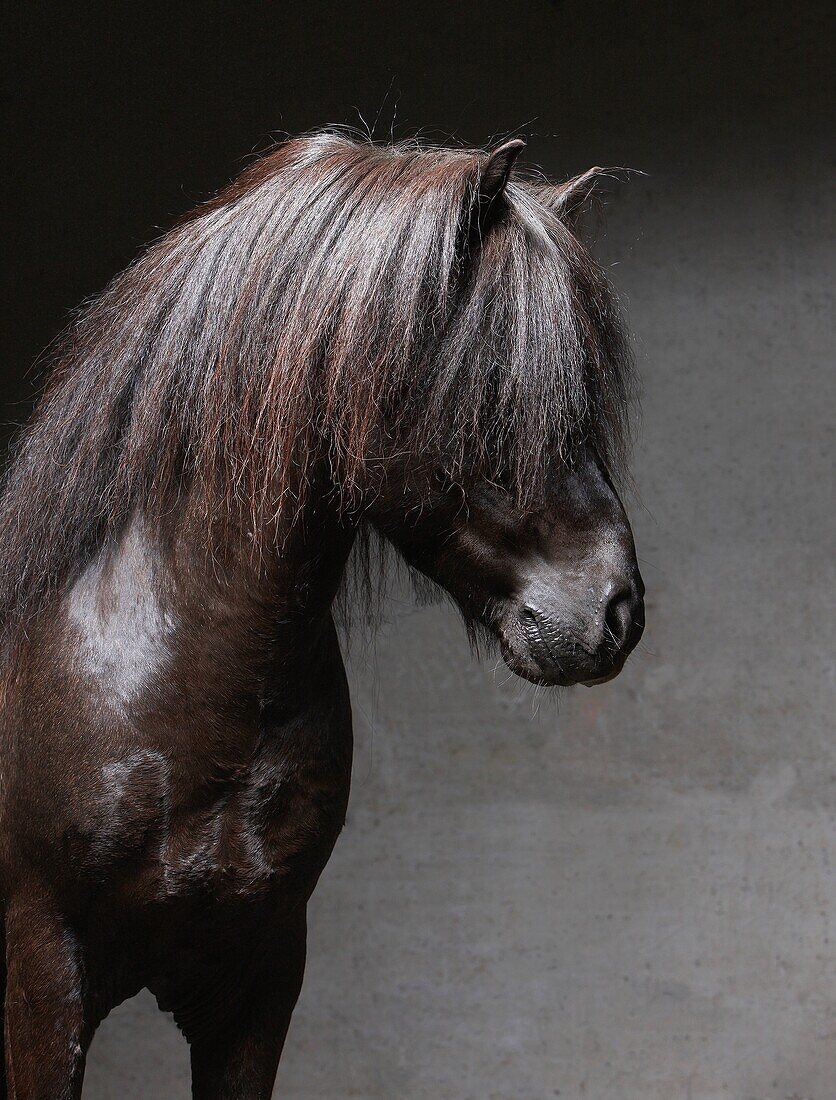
(5, 2, 833, 1097)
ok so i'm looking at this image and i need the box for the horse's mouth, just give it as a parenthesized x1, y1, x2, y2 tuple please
(496, 608, 630, 688)
(498, 640, 574, 687)
(500, 639, 627, 688)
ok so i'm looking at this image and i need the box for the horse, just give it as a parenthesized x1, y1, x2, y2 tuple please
(0, 132, 644, 1097)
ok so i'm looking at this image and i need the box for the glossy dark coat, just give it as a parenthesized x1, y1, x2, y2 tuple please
(0, 135, 643, 1096)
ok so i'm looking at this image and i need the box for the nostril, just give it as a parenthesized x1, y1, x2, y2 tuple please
(603, 583, 635, 651)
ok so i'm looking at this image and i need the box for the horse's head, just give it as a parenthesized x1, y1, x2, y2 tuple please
(358, 138, 644, 686)
(368, 442, 643, 686)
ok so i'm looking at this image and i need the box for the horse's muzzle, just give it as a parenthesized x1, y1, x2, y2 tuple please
(503, 571, 645, 687)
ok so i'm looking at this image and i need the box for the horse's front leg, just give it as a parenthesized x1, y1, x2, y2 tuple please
(3, 891, 89, 1100)
(186, 925, 307, 1100)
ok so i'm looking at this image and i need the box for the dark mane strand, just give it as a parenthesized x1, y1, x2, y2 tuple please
(0, 132, 634, 629)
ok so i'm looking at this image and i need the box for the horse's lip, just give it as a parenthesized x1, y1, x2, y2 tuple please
(497, 635, 574, 687)
(519, 612, 593, 684)
(498, 620, 624, 688)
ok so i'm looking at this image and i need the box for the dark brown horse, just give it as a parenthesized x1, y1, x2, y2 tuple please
(0, 133, 643, 1097)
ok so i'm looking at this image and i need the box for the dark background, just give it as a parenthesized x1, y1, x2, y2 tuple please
(3, 3, 833, 1097)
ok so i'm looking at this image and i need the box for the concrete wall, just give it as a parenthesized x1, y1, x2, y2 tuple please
(7, 3, 833, 1097)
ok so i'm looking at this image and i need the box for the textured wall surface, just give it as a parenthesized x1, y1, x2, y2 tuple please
(9, 3, 832, 1098)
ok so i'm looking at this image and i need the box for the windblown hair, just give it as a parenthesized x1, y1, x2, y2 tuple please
(0, 131, 633, 628)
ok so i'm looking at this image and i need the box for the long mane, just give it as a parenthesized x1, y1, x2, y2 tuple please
(0, 132, 634, 628)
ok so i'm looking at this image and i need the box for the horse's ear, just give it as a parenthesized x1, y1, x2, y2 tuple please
(548, 167, 607, 224)
(478, 138, 526, 205)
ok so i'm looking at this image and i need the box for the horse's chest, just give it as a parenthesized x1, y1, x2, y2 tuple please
(75, 729, 351, 907)
(165, 755, 348, 900)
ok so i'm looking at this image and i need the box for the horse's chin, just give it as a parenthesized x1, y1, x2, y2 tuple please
(498, 637, 625, 689)
(498, 639, 574, 688)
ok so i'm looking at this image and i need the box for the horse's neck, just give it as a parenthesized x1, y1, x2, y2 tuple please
(63, 504, 356, 718)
